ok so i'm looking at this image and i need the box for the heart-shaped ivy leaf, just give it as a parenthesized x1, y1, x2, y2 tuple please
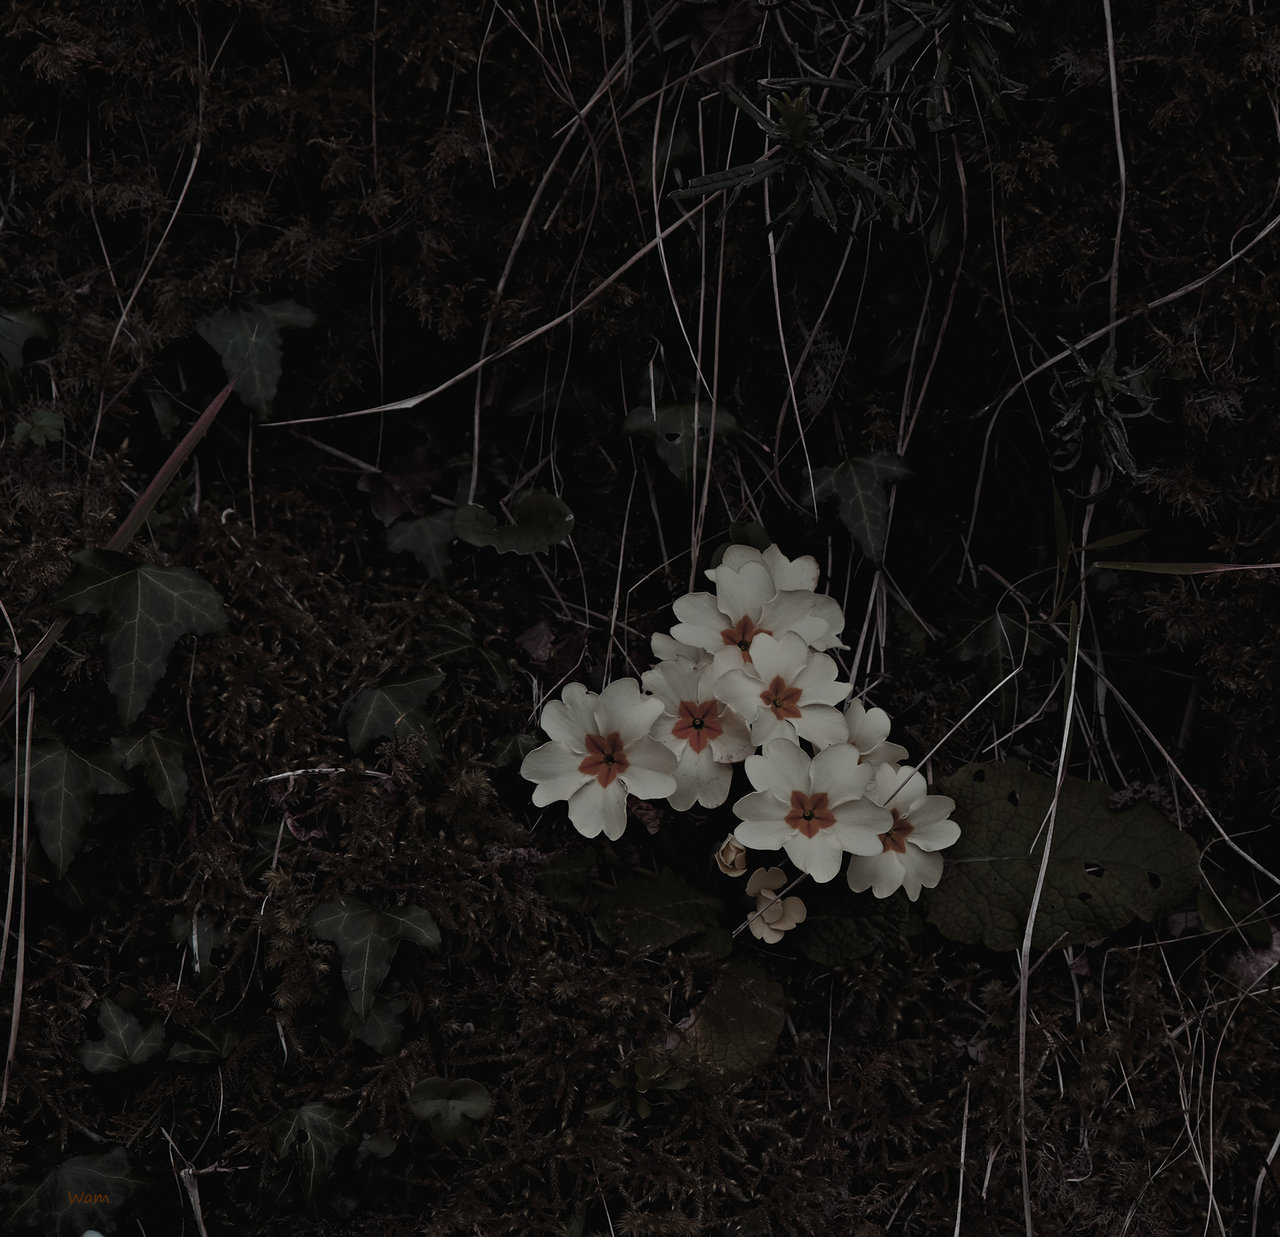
(810, 454, 911, 563)
(77, 998, 165, 1073)
(623, 402, 739, 481)
(344, 673, 444, 760)
(113, 730, 189, 817)
(196, 299, 317, 417)
(454, 493, 574, 554)
(271, 1103, 355, 1198)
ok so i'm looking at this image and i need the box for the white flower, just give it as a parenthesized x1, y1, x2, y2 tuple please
(520, 679, 678, 840)
(714, 631, 851, 749)
(705, 544, 821, 593)
(731, 740, 890, 882)
(650, 631, 705, 663)
(845, 763, 961, 901)
(669, 557, 847, 668)
(843, 698, 910, 766)
(641, 657, 753, 810)
(744, 866, 807, 943)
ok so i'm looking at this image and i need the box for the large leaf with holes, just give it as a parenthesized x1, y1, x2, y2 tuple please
(810, 454, 911, 563)
(673, 962, 785, 1074)
(454, 494, 574, 554)
(9, 1145, 140, 1237)
(55, 549, 228, 725)
(925, 763, 1202, 950)
(623, 402, 739, 481)
(2, 740, 128, 876)
(272, 1103, 355, 1198)
(76, 998, 165, 1073)
(195, 299, 316, 417)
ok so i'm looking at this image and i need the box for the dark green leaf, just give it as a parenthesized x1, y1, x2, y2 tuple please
(167, 1023, 239, 1064)
(925, 763, 1202, 950)
(345, 673, 444, 760)
(592, 869, 723, 954)
(9, 1145, 139, 1237)
(195, 299, 317, 417)
(113, 730, 189, 817)
(77, 998, 165, 1073)
(272, 1103, 355, 1198)
(0, 307, 49, 376)
(55, 549, 228, 725)
(308, 896, 398, 1019)
(384, 905, 442, 949)
(673, 963, 785, 1074)
(342, 997, 408, 1053)
(811, 454, 911, 563)
(623, 403, 739, 482)
(454, 493, 574, 554)
(386, 512, 454, 580)
(2, 740, 128, 876)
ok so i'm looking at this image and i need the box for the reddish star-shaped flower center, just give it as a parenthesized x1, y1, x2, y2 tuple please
(880, 809, 914, 854)
(760, 675, 803, 721)
(671, 699, 723, 754)
(720, 615, 770, 661)
(784, 790, 835, 839)
(578, 731, 629, 788)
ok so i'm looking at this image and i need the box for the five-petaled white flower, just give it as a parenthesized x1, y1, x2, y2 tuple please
(669, 557, 847, 669)
(705, 544, 821, 594)
(731, 740, 890, 882)
(744, 866, 807, 943)
(520, 679, 678, 840)
(714, 631, 851, 749)
(843, 698, 910, 766)
(845, 763, 961, 900)
(642, 657, 752, 810)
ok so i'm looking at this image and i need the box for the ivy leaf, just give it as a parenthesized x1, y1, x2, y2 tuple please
(308, 897, 439, 1018)
(344, 673, 444, 761)
(272, 1103, 355, 1199)
(342, 997, 408, 1053)
(810, 454, 911, 563)
(54, 549, 228, 725)
(113, 730, 189, 817)
(1, 740, 128, 876)
(623, 402, 740, 481)
(77, 998, 165, 1073)
(384, 905, 443, 949)
(167, 1023, 239, 1064)
(9, 1145, 139, 1237)
(592, 869, 723, 954)
(308, 897, 397, 1019)
(673, 962, 785, 1075)
(386, 512, 454, 580)
(410, 1077, 493, 1141)
(925, 763, 1203, 950)
(454, 493, 574, 554)
(0, 307, 49, 376)
(195, 299, 317, 418)
(420, 619, 511, 690)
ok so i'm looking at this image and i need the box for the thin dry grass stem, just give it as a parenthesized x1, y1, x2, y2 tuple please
(272, 194, 720, 432)
(1017, 596, 1083, 1237)
(762, 176, 818, 515)
(0, 693, 33, 1114)
(1101, 0, 1127, 346)
(961, 204, 1280, 577)
(604, 461, 640, 683)
(951, 1082, 970, 1235)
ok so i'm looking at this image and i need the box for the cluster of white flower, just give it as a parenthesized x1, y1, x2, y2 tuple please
(520, 545, 961, 932)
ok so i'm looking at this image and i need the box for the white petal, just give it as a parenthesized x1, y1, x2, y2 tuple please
(792, 652, 851, 705)
(522, 743, 593, 806)
(713, 668, 767, 726)
(870, 763, 928, 811)
(708, 705, 753, 763)
(793, 703, 853, 750)
(597, 678, 666, 745)
(567, 777, 629, 840)
(906, 793, 958, 830)
(616, 737, 679, 800)
(907, 814, 961, 851)
(705, 545, 763, 581)
(847, 851, 906, 898)
(732, 816, 791, 852)
(762, 545, 819, 591)
(714, 561, 776, 625)
(669, 746, 732, 810)
(781, 831, 845, 882)
(744, 740, 811, 798)
(742, 631, 805, 686)
(651, 631, 705, 663)
(539, 682, 598, 746)
(831, 800, 893, 853)
(899, 845, 944, 900)
(809, 743, 873, 804)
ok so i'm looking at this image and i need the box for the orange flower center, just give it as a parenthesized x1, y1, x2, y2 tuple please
(672, 699, 723, 754)
(578, 732, 629, 788)
(720, 615, 770, 661)
(760, 675, 803, 720)
(880, 809, 914, 854)
(784, 790, 835, 839)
